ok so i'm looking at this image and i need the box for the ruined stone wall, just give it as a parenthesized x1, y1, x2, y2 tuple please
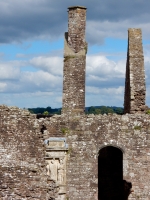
(0, 5, 150, 200)
(67, 6, 87, 53)
(0, 106, 150, 200)
(0, 106, 50, 200)
(37, 112, 150, 200)
(62, 6, 87, 115)
(124, 29, 146, 114)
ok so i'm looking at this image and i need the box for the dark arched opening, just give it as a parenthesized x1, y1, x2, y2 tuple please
(98, 146, 123, 200)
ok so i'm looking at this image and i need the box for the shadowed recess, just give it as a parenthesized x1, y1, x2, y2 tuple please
(98, 146, 123, 200)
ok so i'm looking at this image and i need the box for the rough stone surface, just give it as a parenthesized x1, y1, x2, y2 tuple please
(1, 108, 150, 199)
(67, 6, 87, 53)
(124, 29, 146, 114)
(0, 106, 49, 200)
(0, 5, 150, 200)
(62, 6, 87, 115)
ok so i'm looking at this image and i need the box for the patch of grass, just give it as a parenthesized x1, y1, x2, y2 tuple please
(67, 148, 72, 154)
(134, 125, 141, 130)
(61, 127, 70, 134)
(64, 55, 76, 62)
(84, 45, 88, 54)
(146, 110, 150, 115)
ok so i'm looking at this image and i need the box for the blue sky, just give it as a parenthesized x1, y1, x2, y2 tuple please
(0, 0, 150, 109)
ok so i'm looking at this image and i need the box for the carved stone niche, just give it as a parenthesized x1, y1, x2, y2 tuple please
(44, 137, 68, 200)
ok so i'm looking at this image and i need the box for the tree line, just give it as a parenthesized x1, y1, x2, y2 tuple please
(85, 106, 123, 115)
(28, 106, 61, 115)
(28, 106, 123, 115)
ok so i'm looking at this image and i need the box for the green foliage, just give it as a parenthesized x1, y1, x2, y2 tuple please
(56, 109, 61, 115)
(67, 148, 72, 154)
(28, 107, 61, 115)
(85, 106, 123, 115)
(146, 110, 150, 115)
(28, 110, 34, 114)
(64, 55, 75, 62)
(84, 45, 88, 54)
(43, 111, 49, 115)
(113, 107, 123, 114)
(95, 108, 101, 115)
(88, 106, 95, 113)
(61, 128, 70, 134)
(28, 106, 123, 115)
(134, 126, 141, 130)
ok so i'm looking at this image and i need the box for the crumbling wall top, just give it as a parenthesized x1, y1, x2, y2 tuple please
(68, 6, 87, 10)
(124, 28, 146, 114)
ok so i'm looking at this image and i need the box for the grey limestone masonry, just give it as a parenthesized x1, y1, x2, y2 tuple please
(124, 29, 146, 114)
(0, 5, 150, 200)
(62, 6, 87, 115)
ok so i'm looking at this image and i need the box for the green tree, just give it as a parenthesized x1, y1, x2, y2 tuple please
(88, 106, 96, 114)
(95, 108, 101, 115)
(43, 111, 49, 115)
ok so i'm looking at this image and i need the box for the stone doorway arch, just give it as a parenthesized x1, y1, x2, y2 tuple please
(98, 146, 123, 200)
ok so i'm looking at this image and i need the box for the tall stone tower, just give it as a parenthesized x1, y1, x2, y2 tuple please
(124, 29, 146, 114)
(62, 6, 87, 115)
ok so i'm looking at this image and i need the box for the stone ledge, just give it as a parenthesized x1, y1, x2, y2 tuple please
(68, 6, 87, 10)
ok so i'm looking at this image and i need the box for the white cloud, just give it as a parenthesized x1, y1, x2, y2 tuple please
(0, 51, 149, 108)
(0, 52, 142, 107)
(86, 55, 125, 78)
(86, 55, 126, 93)
(0, 56, 63, 95)
(20, 70, 62, 91)
(87, 20, 150, 45)
(30, 56, 63, 75)
(0, 61, 22, 80)
(0, 0, 149, 108)
(86, 86, 124, 95)
(0, 0, 150, 44)
(0, 49, 149, 108)
(0, 91, 62, 108)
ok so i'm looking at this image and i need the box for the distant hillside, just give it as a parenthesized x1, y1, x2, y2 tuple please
(28, 106, 123, 115)
(28, 106, 61, 115)
(85, 106, 123, 115)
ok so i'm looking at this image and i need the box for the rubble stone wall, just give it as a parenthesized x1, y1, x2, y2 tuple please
(0, 106, 49, 200)
(38, 113, 150, 200)
(0, 5, 150, 200)
(62, 6, 87, 115)
(0, 106, 150, 200)
(124, 29, 146, 114)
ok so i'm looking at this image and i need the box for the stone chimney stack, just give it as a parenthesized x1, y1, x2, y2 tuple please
(124, 29, 146, 114)
(62, 6, 87, 115)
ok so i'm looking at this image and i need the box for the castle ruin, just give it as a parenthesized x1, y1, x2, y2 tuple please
(0, 6, 150, 200)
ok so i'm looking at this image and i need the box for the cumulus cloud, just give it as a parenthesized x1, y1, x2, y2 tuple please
(87, 55, 125, 77)
(86, 55, 126, 90)
(86, 86, 124, 95)
(0, 52, 122, 107)
(86, 87, 124, 107)
(0, 61, 22, 80)
(0, 0, 150, 44)
(0, 50, 149, 108)
(0, 0, 149, 108)
(87, 20, 150, 45)
(29, 56, 63, 75)
(20, 70, 62, 92)
(0, 54, 62, 91)
(0, 51, 63, 107)
(0, 91, 62, 108)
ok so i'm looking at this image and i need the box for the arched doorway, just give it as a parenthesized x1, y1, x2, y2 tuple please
(98, 146, 123, 200)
